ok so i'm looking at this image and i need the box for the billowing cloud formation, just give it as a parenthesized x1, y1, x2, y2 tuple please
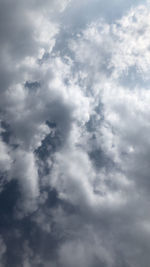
(1, 0, 150, 266)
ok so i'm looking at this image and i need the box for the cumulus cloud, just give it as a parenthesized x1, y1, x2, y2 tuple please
(1, 0, 150, 266)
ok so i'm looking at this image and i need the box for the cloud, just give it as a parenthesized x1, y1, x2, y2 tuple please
(48, 3, 150, 266)
(0, 235, 6, 267)
(0, 138, 12, 173)
(1, 0, 150, 266)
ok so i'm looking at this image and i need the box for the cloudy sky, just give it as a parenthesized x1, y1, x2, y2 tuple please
(1, 0, 150, 266)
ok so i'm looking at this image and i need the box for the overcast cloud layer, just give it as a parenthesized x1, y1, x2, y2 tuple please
(0, 0, 150, 266)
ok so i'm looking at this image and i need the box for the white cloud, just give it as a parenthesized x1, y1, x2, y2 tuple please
(0, 138, 12, 173)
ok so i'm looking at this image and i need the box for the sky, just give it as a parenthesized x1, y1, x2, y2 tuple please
(0, 0, 150, 266)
